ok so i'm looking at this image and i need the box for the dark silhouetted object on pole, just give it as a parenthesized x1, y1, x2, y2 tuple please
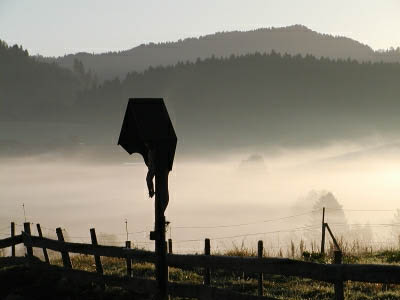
(118, 98, 177, 300)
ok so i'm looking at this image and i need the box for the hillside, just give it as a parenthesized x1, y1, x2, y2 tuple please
(40, 25, 400, 81)
(3, 42, 400, 156)
(0, 40, 82, 122)
(0, 41, 97, 155)
(73, 52, 400, 153)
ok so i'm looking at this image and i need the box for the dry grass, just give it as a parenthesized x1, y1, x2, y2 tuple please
(4, 238, 400, 299)
(41, 240, 400, 299)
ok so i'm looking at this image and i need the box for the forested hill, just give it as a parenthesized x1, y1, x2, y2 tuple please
(40, 25, 400, 81)
(0, 41, 83, 122)
(75, 52, 400, 152)
(3, 40, 400, 155)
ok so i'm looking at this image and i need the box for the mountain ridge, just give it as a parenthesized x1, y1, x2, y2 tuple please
(38, 25, 400, 81)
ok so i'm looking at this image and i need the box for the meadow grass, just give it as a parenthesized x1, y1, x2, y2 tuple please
(38, 239, 400, 300)
(2, 238, 400, 299)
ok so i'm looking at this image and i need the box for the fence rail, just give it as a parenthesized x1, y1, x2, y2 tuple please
(0, 234, 22, 249)
(2, 222, 400, 299)
(24, 233, 156, 262)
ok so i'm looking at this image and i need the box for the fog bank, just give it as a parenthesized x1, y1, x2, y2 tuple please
(1, 142, 400, 254)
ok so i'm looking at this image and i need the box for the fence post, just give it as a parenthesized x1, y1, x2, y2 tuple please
(321, 207, 326, 255)
(36, 224, 50, 264)
(23, 222, 33, 258)
(258, 240, 263, 296)
(56, 227, 72, 269)
(90, 228, 103, 274)
(334, 250, 344, 300)
(325, 223, 341, 251)
(167, 239, 172, 281)
(204, 238, 211, 286)
(168, 238, 173, 254)
(11, 222, 15, 257)
(125, 241, 132, 277)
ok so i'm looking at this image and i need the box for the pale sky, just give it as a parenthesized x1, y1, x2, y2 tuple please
(0, 0, 399, 57)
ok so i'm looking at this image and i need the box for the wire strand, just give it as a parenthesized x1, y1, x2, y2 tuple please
(173, 210, 319, 230)
(174, 225, 320, 243)
(327, 208, 397, 212)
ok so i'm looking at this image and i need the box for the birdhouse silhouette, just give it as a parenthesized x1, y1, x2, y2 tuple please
(118, 98, 177, 171)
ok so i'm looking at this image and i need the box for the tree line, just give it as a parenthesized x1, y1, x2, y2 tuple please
(3, 40, 400, 153)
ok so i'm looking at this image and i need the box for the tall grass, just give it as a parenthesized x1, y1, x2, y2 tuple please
(4, 237, 400, 299)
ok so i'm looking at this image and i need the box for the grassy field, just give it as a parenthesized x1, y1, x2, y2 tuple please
(52, 244, 400, 300)
(2, 243, 400, 299)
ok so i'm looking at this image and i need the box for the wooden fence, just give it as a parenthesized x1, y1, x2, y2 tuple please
(2, 222, 400, 300)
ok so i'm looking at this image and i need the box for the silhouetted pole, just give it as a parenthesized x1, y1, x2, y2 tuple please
(204, 238, 211, 286)
(321, 207, 326, 255)
(117, 98, 177, 300)
(154, 168, 169, 300)
(125, 241, 132, 277)
(168, 239, 173, 254)
(56, 227, 72, 269)
(90, 228, 103, 274)
(23, 222, 33, 258)
(325, 223, 341, 251)
(334, 250, 344, 300)
(36, 224, 50, 264)
(258, 240, 263, 296)
(11, 222, 15, 257)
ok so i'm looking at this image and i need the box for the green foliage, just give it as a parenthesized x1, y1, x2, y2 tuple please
(377, 250, 400, 263)
(302, 251, 326, 263)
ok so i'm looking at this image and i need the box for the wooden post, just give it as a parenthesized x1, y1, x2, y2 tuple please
(321, 207, 326, 255)
(154, 169, 169, 300)
(326, 223, 341, 251)
(90, 228, 103, 274)
(204, 238, 211, 286)
(165, 240, 170, 282)
(11, 222, 15, 257)
(334, 250, 344, 300)
(125, 241, 132, 277)
(23, 222, 33, 258)
(168, 239, 173, 254)
(56, 227, 72, 269)
(258, 240, 263, 296)
(36, 224, 50, 264)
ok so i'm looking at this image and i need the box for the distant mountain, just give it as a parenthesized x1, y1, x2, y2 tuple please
(40, 25, 400, 81)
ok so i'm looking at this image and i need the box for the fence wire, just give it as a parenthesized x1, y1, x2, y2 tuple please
(3, 206, 400, 252)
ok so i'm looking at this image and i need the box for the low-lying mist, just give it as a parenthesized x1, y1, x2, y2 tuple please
(1, 141, 400, 255)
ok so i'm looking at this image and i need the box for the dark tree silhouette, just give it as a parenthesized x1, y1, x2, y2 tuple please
(3, 39, 400, 156)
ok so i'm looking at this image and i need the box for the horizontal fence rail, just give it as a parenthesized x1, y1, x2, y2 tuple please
(167, 253, 400, 284)
(4, 233, 400, 284)
(22, 233, 156, 262)
(0, 235, 22, 249)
